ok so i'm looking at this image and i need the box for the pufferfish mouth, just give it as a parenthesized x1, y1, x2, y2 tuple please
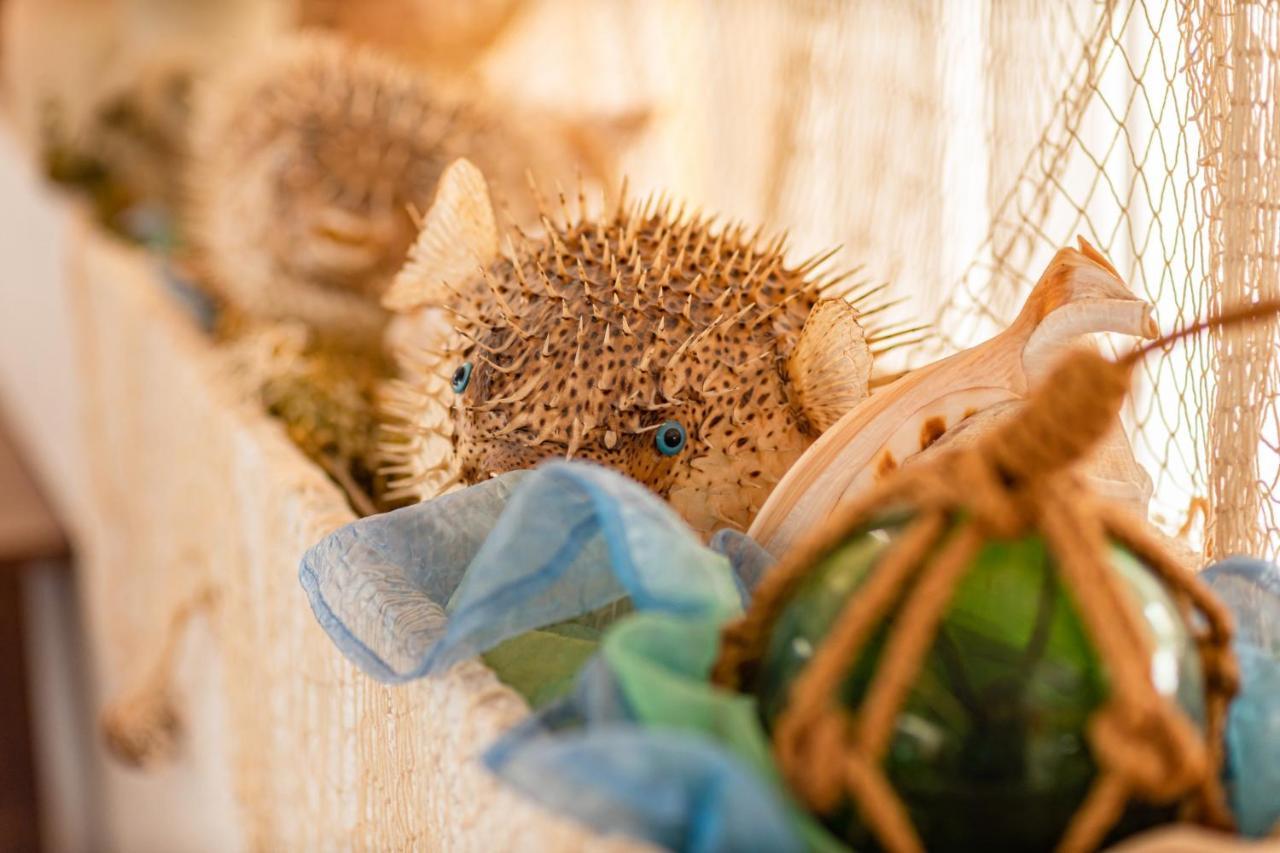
(299, 237, 389, 286)
(475, 437, 568, 476)
(312, 220, 376, 246)
(299, 209, 403, 282)
(469, 431, 693, 504)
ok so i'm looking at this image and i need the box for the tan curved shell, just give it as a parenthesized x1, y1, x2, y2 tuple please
(749, 239, 1161, 555)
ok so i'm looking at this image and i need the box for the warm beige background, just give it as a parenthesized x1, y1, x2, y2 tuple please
(1, 0, 1277, 850)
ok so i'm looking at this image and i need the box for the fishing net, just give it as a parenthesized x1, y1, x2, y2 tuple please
(495, 0, 1280, 563)
(930, 0, 1280, 561)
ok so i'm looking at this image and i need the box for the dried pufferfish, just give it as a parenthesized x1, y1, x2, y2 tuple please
(187, 34, 628, 511)
(298, 0, 525, 72)
(379, 159, 920, 535)
(3, 0, 287, 237)
(187, 33, 623, 344)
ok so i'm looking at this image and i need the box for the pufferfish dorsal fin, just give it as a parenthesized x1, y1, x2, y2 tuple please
(787, 299, 872, 433)
(382, 158, 499, 313)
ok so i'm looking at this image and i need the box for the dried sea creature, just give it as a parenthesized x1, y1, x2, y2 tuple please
(2, 0, 286, 237)
(748, 239, 1159, 555)
(378, 159, 916, 536)
(187, 34, 634, 511)
(215, 321, 393, 515)
(298, 0, 526, 72)
(259, 336, 393, 515)
(187, 35, 454, 342)
(187, 33, 631, 344)
(69, 60, 195, 238)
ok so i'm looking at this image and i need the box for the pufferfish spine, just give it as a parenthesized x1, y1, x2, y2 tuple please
(379, 159, 920, 535)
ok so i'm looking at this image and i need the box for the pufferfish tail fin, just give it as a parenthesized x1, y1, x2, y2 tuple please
(382, 157, 499, 313)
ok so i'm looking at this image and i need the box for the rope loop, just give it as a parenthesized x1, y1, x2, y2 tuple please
(1090, 702, 1208, 801)
(774, 706, 848, 813)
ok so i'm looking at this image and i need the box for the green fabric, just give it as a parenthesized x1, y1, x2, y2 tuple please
(602, 613, 851, 853)
(483, 623, 604, 707)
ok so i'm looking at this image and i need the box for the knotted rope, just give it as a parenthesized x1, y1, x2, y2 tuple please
(713, 303, 1280, 852)
(100, 586, 218, 768)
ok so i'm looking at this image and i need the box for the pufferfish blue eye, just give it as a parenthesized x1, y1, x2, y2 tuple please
(655, 420, 687, 456)
(451, 361, 473, 393)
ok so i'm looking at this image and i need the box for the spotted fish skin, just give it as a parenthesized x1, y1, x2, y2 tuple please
(380, 160, 892, 536)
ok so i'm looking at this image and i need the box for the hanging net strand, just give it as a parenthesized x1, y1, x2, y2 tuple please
(928, 0, 1280, 568)
(712, 303, 1280, 852)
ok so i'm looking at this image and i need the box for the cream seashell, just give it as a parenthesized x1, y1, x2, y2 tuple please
(750, 238, 1157, 555)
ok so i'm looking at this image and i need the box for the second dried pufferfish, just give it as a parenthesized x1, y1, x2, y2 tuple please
(380, 160, 915, 535)
(187, 33, 623, 344)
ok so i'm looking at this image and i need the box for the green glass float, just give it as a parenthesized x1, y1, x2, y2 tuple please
(753, 512, 1206, 853)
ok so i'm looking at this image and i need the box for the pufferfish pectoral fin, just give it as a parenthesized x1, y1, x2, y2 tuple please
(382, 157, 499, 313)
(786, 299, 872, 433)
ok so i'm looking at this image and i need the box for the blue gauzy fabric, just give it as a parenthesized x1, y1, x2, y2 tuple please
(301, 458, 814, 851)
(493, 724, 801, 853)
(1201, 557, 1280, 838)
(485, 644, 812, 853)
(300, 461, 741, 683)
(709, 528, 778, 604)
